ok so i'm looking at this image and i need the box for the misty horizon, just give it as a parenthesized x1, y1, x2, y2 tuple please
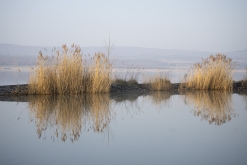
(1, 1, 247, 52)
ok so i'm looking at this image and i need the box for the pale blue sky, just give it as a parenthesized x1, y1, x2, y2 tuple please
(0, 0, 246, 52)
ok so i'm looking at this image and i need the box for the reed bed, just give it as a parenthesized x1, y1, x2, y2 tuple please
(181, 90, 236, 125)
(181, 54, 235, 90)
(28, 94, 113, 142)
(28, 44, 112, 94)
(27, 45, 237, 93)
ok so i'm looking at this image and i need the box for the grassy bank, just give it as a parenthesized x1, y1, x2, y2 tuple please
(28, 44, 173, 94)
(27, 44, 241, 94)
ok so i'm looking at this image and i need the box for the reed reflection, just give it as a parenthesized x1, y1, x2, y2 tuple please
(147, 91, 171, 107)
(28, 94, 114, 142)
(181, 91, 237, 125)
(110, 91, 172, 117)
(110, 92, 142, 117)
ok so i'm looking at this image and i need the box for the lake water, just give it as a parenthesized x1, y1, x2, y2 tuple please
(0, 91, 247, 165)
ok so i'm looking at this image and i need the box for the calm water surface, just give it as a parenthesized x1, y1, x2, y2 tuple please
(0, 91, 247, 165)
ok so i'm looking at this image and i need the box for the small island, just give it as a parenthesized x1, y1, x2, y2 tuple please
(0, 44, 247, 97)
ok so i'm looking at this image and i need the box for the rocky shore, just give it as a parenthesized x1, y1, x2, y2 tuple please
(0, 84, 28, 96)
(0, 82, 246, 103)
(0, 82, 246, 96)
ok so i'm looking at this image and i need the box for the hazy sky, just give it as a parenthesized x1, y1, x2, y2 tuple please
(0, 0, 246, 52)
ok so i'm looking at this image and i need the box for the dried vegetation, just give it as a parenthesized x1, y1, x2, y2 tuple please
(27, 45, 239, 94)
(148, 72, 171, 91)
(181, 54, 235, 90)
(28, 44, 112, 94)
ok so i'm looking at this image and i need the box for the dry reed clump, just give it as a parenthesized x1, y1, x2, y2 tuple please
(55, 45, 84, 94)
(28, 94, 114, 142)
(28, 51, 57, 94)
(181, 90, 237, 125)
(181, 54, 235, 90)
(146, 72, 171, 90)
(28, 44, 113, 94)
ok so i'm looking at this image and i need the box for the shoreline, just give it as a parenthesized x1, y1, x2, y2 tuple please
(0, 82, 246, 96)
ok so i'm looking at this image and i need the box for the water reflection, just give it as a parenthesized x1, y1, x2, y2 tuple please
(181, 90, 237, 125)
(240, 92, 247, 110)
(27, 91, 173, 142)
(28, 94, 114, 142)
(3, 90, 240, 143)
(110, 92, 143, 116)
(146, 91, 171, 107)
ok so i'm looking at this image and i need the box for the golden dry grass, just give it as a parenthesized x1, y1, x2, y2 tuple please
(146, 72, 171, 90)
(181, 90, 236, 125)
(28, 51, 57, 94)
(181, 54, 235, 90)
(88, 53, 112, 93)
(28, 44, 112, 94)
(28, 94, 113, 142)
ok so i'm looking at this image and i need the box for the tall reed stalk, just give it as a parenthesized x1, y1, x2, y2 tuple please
(88, 53, 112, 93)
(28, 51, 57, 94)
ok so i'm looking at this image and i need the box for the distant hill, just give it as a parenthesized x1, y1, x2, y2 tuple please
(0, 44, 246, 69)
